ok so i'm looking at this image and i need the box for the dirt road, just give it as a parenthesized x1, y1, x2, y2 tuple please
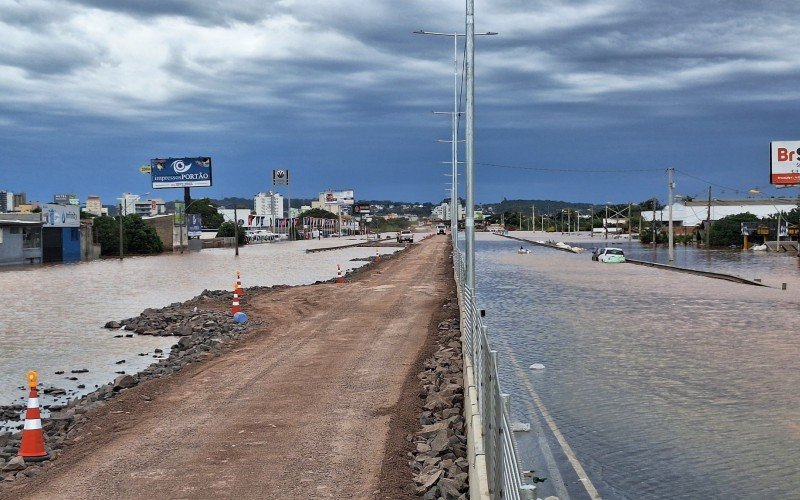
(1, 236, 452, 499)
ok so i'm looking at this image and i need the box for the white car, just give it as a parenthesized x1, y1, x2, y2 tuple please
(436, 223, 446, 235)
(592, 247, 626, 263)
(397, 230, 414, 243)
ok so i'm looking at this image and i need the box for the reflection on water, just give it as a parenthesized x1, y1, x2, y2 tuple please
(472, 234, 800, 499)
(0, 239, 397, 415)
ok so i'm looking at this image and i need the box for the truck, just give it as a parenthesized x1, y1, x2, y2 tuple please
(397, 230, 414, 243)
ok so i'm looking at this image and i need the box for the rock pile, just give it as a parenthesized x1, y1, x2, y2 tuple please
(409, 312, 469, 499)
(1, 295, 254, 482)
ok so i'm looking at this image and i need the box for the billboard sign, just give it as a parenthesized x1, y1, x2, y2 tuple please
(323, 190, 354, 206)
(150, 157, 212, 189)
(740, 221, 759, 235)
(353, 203, 371, 215)
(188, 213, 202, 237)
(272, 169, 289, 186)
(174, 202, 185, 224)
(769, 141, 800, 186)
(41, 203, 80, 227)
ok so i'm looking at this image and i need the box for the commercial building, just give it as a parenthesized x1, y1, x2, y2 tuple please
(40, 203, 81, 263)
(0, 213, 43, 265)
(641, 198, 798, 231)
(0, 191, 13, 212)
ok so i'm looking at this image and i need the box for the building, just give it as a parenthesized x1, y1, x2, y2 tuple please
(641, 198, 798, 231)
(431, 202, 465, 222)
(0, 191, 13, 212)
(118, 193, 141, 215)
(134, 198, 165, 216)
(40, 203, 81, 263)
(54, 194, 80, 206)
(311, 189, 354, 215)
(0, 213, 43, 265)
(85, 195, 103, 216)
(254, 192, 284, 221)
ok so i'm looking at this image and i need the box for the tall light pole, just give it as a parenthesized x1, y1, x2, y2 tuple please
(414, 29, 495, 249)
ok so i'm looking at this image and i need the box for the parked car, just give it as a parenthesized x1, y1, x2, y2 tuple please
(592, 247, 626, 263)
(436, 223, 446, 235)
(397, 230, 414, 243)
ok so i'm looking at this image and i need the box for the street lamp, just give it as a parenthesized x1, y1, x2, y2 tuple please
(220, 205, 241, 257)
(413, 27, 498, 286)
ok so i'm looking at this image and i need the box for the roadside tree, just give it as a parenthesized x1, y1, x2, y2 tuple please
(708, 212, 759, 247)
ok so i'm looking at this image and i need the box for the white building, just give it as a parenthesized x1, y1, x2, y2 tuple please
(641, 198, 798, 228)
(254, 192, 284, 220)
(134, 198, 166, 216)
(85, 195, 103, 216)
(431, 202, 464, 221)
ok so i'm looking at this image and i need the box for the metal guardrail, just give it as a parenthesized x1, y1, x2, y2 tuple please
(454, 248, 537, 500)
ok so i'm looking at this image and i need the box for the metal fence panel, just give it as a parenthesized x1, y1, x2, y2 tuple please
(453, 248, 534, 499)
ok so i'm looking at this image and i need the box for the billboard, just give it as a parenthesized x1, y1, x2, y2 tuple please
(323, 190, 354, 206)
(188, 213, 202, 237)
(769, 141, 800, 186)
(273, 169, 289, 186)
(353, 203, 371, 214)
(150, 157, 212, 189)
(41, 203, 80, 227)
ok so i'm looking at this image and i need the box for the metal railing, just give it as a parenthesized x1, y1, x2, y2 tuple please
(454, 248, 536, 499)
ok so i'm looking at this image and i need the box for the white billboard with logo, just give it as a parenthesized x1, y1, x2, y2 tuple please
(323, 190, 354, 206)
(769, 141, 800, 186)
(41, 203, 80, 227)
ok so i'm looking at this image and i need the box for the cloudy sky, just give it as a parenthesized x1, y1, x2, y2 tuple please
(2, 0, 799, 206)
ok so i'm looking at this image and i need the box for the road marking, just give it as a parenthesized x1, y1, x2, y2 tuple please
(502, 342, 602, 499)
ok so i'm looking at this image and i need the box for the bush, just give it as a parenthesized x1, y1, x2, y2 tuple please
(93, 214, 163, 256)
(216, 221, 247, 246)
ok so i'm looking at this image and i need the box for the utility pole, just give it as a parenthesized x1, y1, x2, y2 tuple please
(590, 204, 594, 238)
(532, 205, 535, 233)
(668, 167, 675, 262)
(234, 206, 239, 257)
(628, 203, 632, 242)
(652, 198, 657, 246)
(605, 205, 609, 239)
(118, 202, 124, 260)
(518, 211, 522, 231)
(705, 185, 712, 247)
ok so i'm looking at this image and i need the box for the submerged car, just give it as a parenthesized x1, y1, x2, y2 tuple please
(592, 247, 626, 263)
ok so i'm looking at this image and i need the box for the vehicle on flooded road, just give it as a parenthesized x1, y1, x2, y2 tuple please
(592, 247, 626, 263)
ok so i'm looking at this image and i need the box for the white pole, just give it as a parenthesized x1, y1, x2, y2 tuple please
(465, 0, 475, 292)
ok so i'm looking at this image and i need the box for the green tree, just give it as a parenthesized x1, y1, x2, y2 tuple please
(216, 221, 247, 246)
(298, 208, 338, 219)
(93, 214, 163, 256)
(709, 212, 759, 247)
(185, 198, 224, 228)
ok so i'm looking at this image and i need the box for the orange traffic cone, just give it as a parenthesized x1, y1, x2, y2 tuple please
(236, 271, 244, 297)
(374, 248, 380, 262)
(231, 288, 241, 315)
(19, 371, 48, 461)
(337, 264, 344, 284)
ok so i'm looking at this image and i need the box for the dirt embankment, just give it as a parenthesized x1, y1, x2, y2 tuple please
(0, 235, 453, 499)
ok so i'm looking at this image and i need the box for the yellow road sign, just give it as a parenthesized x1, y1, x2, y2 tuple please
(139, 164, 152, 174)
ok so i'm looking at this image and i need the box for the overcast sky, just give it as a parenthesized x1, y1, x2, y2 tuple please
(2, 0, 799, 206)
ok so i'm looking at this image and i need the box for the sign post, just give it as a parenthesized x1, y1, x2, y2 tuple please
(272, 169, 291, 240)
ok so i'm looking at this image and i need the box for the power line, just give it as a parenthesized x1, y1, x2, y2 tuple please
(475, 161, 664, 173)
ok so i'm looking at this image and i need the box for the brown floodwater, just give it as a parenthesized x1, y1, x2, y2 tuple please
(473, 233, 800, 499)
(0, 238, 399, 424)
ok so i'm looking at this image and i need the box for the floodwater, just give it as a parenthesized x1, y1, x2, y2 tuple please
(471, 233, 800, 499)
(0, 237, 401, 424)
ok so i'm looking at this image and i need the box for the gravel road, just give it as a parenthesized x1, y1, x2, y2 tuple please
(0, 235, 452, 499)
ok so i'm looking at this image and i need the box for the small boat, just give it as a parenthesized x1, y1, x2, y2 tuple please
(517, 247, 531, 254)
(750, 244, 768, 251)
